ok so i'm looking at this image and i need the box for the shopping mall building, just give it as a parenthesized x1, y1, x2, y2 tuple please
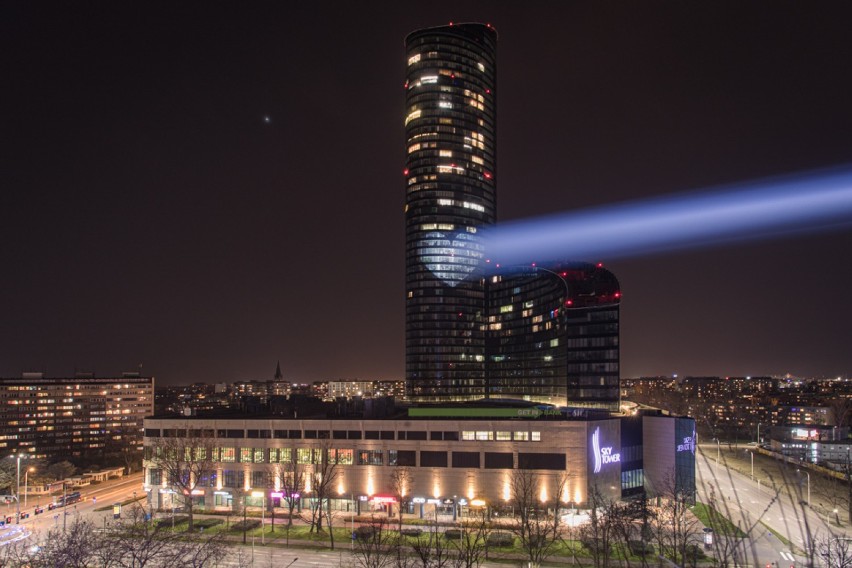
(143, 406, 695, 515)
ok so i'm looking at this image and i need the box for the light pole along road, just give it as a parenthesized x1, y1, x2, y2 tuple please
(697, 445, 849, 567)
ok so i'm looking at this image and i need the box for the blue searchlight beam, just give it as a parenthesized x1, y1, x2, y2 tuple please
(485, 167, 852, 266)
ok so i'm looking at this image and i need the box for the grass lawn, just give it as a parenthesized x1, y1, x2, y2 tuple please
(692, 502, 747, 537)
(93, 496, 146, 513)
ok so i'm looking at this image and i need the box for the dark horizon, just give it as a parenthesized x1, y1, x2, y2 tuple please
(3, 3, 852, 386)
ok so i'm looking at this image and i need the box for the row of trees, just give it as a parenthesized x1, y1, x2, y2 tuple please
(0, 459, 78, 496)
(147, 434, 714, 568)
(0, 507, 232, 568)
(149, 434, 343, 536)
(352, 470, 709, 568)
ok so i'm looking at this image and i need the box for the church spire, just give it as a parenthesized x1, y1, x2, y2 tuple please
(274, 360, 283, 380)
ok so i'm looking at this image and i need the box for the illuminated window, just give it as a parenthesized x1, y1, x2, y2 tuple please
(471, 156, 483, 165)
(489, 323, 502, 330)
(496, 431, 511, 441)
(475, 431, 493, 441)
(439, 149, 452, 157)
(438, 101, 453, 109)
(461, 431, 475, 441)
(357, 450, 383, 466)
(297, 448, 318, 464)
(550, 339, 559, 347)
(240, 448, 252, 463)
(421, 75, 438, 84)
(220, 447, 235, 462)
(253, 448, 265, 463)
(463, 201, 484, 212)
(438, 223, 454, 230)
(514, 432, 529, 441)
(329, 449, 354, 465)
(500, 305, 513, 313)
(405, 109, 422, 126)
(477, 62, 485, 72)
(531, 432, 541, 441)
(408, 54, 421, 65)
(408, 144, 421, 153)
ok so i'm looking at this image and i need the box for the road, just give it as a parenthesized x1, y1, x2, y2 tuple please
(697, 446, 847, 567)
(9, 472, 144, 533)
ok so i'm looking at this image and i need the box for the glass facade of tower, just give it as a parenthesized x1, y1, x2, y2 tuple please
(485, 263, 621, 410)
(404, 24, 497, 401)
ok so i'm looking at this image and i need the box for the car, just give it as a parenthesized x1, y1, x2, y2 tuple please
(34, 507, 43, 515)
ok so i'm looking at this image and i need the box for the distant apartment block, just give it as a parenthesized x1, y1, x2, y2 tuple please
(0, 372, 154, 458)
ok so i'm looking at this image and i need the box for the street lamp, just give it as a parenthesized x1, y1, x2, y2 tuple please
(10, 454, 25, 523)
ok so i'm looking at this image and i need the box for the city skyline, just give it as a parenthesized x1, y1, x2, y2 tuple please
(3, 3, 852, 386)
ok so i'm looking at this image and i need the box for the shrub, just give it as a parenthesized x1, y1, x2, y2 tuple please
(444, 528, 462, 540)
(230, 519, 261, 532)
(353, 525, 377, 541)
(628, 540, 654, 555)
(155, 515, 188, 528)
(488, 532, 514, 546)
(400, 528, 423, 537)
(193, 518, 223, 529)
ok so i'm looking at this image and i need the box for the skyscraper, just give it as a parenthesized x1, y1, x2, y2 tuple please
(404, 23, 621, 410)
(404, 23, 497, 401)
(486, 263, 621, 411)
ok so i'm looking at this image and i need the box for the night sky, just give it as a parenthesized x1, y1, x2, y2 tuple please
(4, 3, 852, 386)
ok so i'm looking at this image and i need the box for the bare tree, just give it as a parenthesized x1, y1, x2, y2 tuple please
(390, 466, 414, 531)
(352, 516, 397, 568)
(507, 469, 566, 568)
(12, 517, 105, 568)
(305, 440, 340, 544)
(146, 427, 217, 532)
(279, 448, 305, 546)
(452, 506, 491, 568)
(813, 533, 852, 568)
(12, 504, 227, 568)
(409, 507, 458, 568)
(655, 474, 700, 566)
(579, 485, 620, 568)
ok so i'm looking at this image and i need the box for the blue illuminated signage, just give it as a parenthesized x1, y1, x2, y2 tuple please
(677, 425, 696, 454)
(591, 426, 620, 474)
